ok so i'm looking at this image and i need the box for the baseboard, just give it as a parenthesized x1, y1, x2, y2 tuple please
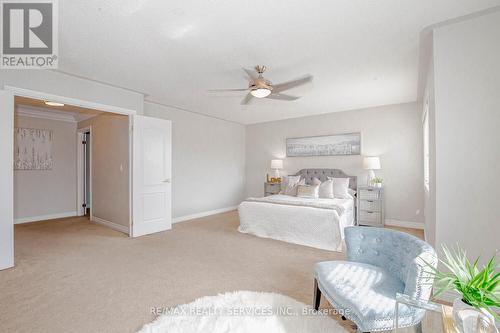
(91, 216, 129, 235)
(173, 206, 238, 224)
(14, 211, 77, 224)
(385, 219, 425, 230)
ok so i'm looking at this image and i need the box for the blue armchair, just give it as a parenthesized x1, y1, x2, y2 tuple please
(313, 226, 437, 332)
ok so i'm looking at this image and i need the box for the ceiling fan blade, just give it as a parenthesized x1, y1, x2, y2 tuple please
(272, 75, 313, 93)
(241, 92, 253, 105)
(242, 68, 258, 81)
(207, 88, 250, 92)
(267, 93, 300, 101)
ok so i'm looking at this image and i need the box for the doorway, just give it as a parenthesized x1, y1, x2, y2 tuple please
(0, 87, 172, 271)
(11, 96, 131, 235)
(83, 131, 91, 215)
(77, 128, 92, 217)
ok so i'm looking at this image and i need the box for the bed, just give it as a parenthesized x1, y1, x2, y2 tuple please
(238, 169, 357, 251)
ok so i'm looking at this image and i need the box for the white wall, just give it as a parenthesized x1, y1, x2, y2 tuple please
(144, 102, 246, 220)
(432, 10, 500, 261)
(246, 102, 424, 225)
(78, 114, 130, 228)
(14, 112, 77, 222)
(0, 90, 14, 270)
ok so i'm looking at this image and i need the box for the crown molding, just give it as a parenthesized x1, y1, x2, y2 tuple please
(16, 105, 76, 122)
(15, 105, 97, 123)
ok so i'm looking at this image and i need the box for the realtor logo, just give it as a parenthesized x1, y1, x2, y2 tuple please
(1, 0, 58, 69)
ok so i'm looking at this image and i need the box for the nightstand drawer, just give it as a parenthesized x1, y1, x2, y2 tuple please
(359, 200, 380, 211)
(359, 210, 381, 223)
(264, 182, 281, 196)
(359, 189, 380, 200)
(357, 186, 384, 226)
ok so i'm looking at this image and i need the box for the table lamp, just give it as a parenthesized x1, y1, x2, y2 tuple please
(362, 156, 381, 186)
(271, 159, 283, 180)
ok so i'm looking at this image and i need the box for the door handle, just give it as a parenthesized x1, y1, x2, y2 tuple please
(162, 178, 171, 183)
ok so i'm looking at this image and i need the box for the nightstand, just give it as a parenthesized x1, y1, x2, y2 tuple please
(357, 186, 385, 227)
(264, 182, 281, 196)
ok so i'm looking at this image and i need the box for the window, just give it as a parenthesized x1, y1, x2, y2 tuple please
(423, 99, 430, 191)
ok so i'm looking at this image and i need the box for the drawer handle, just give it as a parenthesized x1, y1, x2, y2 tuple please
(367, 211, 374, 214)
(367, 200, 374, 203)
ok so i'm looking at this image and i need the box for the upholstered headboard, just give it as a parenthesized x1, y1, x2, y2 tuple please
(293, 169, 357, 191)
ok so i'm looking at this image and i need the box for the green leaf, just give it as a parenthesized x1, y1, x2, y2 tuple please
(430, 245, 499, 314)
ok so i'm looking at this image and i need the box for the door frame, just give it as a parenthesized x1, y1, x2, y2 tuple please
(77, 126, 92, 218)
(1, 86, 138, 269)
(4, 85, 137, 116)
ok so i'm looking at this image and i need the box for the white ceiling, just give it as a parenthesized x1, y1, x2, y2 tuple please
(58, 0, 500, 124)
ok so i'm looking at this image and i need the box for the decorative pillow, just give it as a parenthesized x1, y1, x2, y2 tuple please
(312, 177, 334, 199)
(296, 184, 319, 199)
(328, 177, 351, 199)
(280, 175, 301, 193)
(280, 176, 304, 196)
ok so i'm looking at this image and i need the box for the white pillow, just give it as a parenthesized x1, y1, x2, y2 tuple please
(280, 176, 304, 196)
(347, 188, 357, 199)
(297, 184, 319, 199)
(286, 178, 306, 196)
(312, 177, 334, 199)
(328, 177, 351, 199)
(280, 175, 300, 193)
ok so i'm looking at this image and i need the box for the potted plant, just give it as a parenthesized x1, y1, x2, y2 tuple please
(371, 177, 383, 188)
(426, 245, 499, 333)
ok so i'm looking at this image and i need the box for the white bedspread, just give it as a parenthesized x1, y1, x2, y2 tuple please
(244, 195, 347, 214)
(238, 195, 354, 252)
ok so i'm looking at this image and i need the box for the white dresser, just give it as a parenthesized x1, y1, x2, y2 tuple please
(357, 186, 385, 227)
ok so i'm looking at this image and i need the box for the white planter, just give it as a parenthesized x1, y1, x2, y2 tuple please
(453, 298, 498, 333)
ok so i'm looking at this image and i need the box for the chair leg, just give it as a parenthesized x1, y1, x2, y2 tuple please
(313, 278, 321, 310)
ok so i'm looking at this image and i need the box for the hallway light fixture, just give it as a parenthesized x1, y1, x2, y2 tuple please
(44, 101, 65, 107)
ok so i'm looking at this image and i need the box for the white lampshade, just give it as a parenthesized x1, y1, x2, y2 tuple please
(362, 156, 381, 170)
(271, 159, 283, 170)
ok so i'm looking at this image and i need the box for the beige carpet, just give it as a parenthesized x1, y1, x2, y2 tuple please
(0, 211, 423, 333)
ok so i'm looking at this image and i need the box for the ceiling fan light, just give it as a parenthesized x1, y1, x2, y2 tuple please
(250, 88, 271, 98)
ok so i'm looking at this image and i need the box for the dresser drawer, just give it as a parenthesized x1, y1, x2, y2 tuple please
(359, 200, 380, 211)
(359, 189, 380, 200)
(359, 210, 381, 223)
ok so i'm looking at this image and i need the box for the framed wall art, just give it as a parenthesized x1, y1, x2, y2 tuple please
(14, 127, 53, 170)
(286, 132, 361, 157)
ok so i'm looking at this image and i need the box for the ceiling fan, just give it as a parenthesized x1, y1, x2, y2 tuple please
(208, 65, 313, 105)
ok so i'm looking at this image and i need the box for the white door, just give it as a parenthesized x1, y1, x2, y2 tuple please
(132, 115, 172, 237)
(0, 90, 14, 270)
